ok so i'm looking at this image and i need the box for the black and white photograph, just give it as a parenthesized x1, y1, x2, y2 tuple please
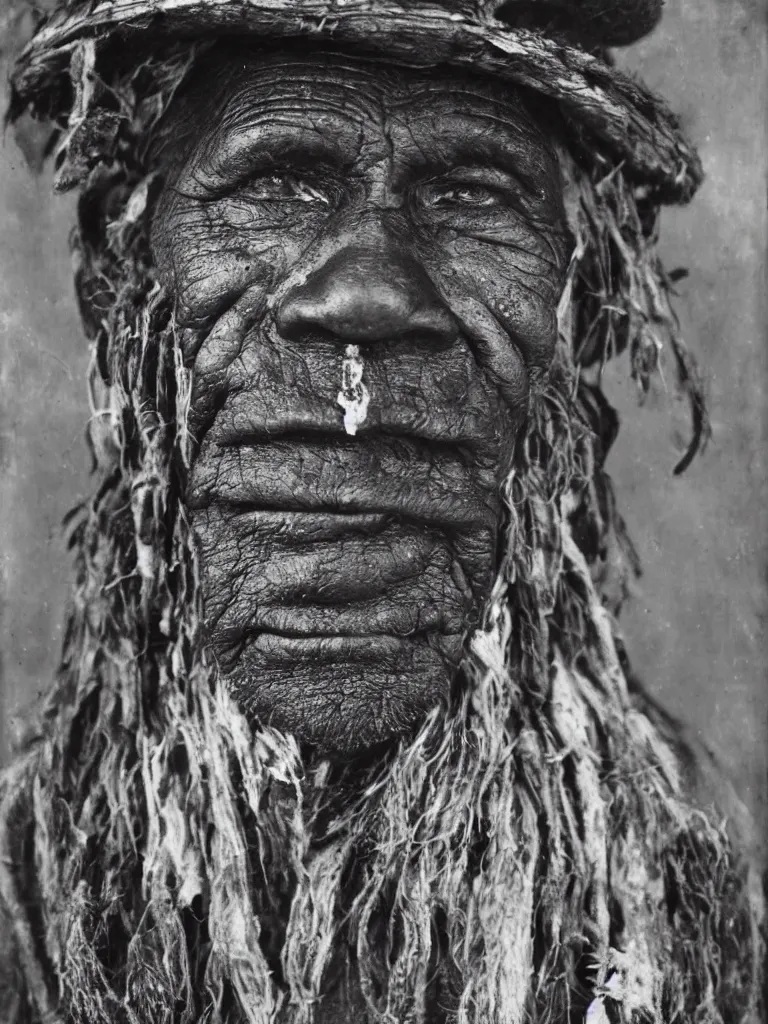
(0, 0, 765, 1020)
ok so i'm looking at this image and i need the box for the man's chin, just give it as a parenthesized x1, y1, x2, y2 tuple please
(223, 632, 459, 754)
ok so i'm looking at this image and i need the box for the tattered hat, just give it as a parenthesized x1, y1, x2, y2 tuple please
(10, 0, 701, 202)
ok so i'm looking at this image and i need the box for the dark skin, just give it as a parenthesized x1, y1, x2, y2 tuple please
(151, 47, 570, 753)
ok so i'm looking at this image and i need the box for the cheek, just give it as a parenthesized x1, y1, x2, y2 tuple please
(489, 285, 558, 366)
(435, 230, 563, 376)
(456, 234, 561, 362)
(150, 195, 295, 337)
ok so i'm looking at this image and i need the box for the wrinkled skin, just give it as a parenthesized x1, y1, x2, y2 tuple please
(151, 47, 570, 752)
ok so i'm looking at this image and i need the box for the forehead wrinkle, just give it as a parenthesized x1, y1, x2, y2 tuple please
(387, 81, 554, 147)
(195, 74, 391, 170)
(193, 109, 369, 183)
(214, 96, 372, 137)
(162, 48, 562, 201)
(215, 58, 389, 123)
(391, 78, 527, 111)
(392, 82, 553, 151)
(189, 102, 398, 192)
(242, 51, 394, 82)
(215, 104, 366, 140)
(397, 105, 549, 149)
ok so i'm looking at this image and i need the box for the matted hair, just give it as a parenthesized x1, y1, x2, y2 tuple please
(0, 38, 762, 1024)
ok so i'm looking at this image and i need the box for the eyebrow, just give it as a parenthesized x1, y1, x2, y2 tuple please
(392, 125, 560, 199)
(186, 118, 359, 197)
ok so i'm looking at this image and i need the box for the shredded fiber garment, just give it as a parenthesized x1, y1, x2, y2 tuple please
(0, 36, 763, 1024)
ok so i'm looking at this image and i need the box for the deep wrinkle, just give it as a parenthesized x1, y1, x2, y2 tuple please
(6, 9, 760, 1024)
(151, 46, 570, 751)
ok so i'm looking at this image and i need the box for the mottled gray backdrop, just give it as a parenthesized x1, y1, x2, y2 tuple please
(1, 0, 765, 847)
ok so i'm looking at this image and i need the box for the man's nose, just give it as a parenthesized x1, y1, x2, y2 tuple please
(275, 246, 457, 345)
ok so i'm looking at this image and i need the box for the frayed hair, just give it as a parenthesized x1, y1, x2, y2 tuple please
(0, 37, 762, 1024)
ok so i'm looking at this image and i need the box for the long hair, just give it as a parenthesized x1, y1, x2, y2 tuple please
(0, 40, 761, 1024)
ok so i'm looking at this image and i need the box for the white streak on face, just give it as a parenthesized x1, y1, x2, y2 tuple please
(337, 344, 370, 436)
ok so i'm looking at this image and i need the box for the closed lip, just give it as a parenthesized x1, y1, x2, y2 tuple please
(223, 632, 463, 668)
(187, 433, 499, 529)
(231, 634, 417, 662)
(196, 509, 395, 545)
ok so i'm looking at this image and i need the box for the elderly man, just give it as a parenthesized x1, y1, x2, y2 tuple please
(0, 0, 762, 1021)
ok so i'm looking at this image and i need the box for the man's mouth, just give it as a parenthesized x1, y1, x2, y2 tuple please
(189, 427, 498, 626)
(187, 435, 498, 528)
(187, 422, 499, 750)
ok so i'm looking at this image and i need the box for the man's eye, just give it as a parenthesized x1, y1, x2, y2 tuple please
(426, 183, 501, 208)
(248, 174, 330, 205)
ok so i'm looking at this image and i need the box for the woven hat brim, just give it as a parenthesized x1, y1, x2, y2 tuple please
(11, 0, 702, 203)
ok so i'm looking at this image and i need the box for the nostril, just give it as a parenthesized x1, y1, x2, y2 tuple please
(399, 325, 457, 354)
(276, 246, 458, 346)
(275, 300, 340, 344)
(300, 325, 340, 346)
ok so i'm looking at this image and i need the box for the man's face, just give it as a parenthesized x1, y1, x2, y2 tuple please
(151, 48, 568, 753)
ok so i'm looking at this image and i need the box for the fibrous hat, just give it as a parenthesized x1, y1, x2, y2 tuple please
(10, 0, 701, 202)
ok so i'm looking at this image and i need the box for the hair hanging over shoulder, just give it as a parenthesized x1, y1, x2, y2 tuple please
(0, 29, 763, 1024)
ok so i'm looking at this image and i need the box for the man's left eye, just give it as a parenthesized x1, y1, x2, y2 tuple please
(425, 183, 501, 208)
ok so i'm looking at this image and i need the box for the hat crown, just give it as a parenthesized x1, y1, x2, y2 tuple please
(494, 0, 663, 45)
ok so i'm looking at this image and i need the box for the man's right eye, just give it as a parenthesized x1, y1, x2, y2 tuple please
(246, 173, 331, 205)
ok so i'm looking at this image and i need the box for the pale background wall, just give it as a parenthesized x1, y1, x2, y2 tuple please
(1, 1, 766, 846)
